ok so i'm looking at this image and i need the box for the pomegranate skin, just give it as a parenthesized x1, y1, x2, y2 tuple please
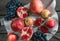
(34, 18, 43, 27)
(46, 18, 56, 28)
(40, 26, 49, 33)
(25, 17, 34, 26)
(8, 33, 17, 41)
(41, 9, 51, 18)
(30, 0, 44, 14)
(11, 18, 24, 32)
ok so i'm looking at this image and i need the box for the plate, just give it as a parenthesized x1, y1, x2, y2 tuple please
(3, 0, 58, 41)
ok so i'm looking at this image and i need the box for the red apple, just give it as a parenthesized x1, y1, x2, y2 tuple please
(25, 17, 34, 26)
(40, 26, 48, 33)
(34, 18, 43, 27)
(46, 18, 56, 28)
(11, 18, 24, 32)
(8, 33, 17, 41)
(41, 9, 51, 18)
(20, 27, 33, 41)
(30, 0, 44, 14)
(17, 6, 29, 18)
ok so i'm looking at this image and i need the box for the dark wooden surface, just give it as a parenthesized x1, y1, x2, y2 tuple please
(0, 0, 60, 41)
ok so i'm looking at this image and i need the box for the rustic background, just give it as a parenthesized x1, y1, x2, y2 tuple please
(0, 0, 60, 41)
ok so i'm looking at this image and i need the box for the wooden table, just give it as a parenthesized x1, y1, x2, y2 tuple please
(0, 0, 60, 41)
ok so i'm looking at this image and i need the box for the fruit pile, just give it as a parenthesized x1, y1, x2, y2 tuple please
(5, 0, 56, 41)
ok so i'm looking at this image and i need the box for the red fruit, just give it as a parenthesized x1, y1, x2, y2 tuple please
(8, 33, 17, 41)
(30, 0, 44, 14)
(20, 27, 33, 41)
(46, 18, 56, 28)
(17, 6, 29, 18)
(40, 26, 48, 33)
(11, 18, 24, 32)
(34, 18, 43, 26)
(25, 17, 34, 26)
(41, 9, 51, 18)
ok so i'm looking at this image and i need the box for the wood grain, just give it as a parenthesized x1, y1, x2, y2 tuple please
(55, 0, 60, 11)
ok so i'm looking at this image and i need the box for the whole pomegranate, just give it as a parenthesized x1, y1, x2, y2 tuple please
(41, 9, 51, 18)
(46, 18, 56, 28)
(25, 17, 34, 26)
(11, 18, 24, 32)
(8, 33, 18, 41)
(30, 0, 44, 14)
(34, 18, 43, 27)
(40, 26, 49, 33)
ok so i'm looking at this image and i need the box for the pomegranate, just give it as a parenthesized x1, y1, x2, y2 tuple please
(46, 18, 56, 28)
(20, 27, 33, 41)
(25, 17, 34, 26)
(17, 6, 29, 18)
(11, 18, 24, 32)
(34, 18, 43, 27)
(41, 9, 51, 18)
(40, 26, 48, 33)
(7, 33, 17, 41)
(30, 0, 44, 14)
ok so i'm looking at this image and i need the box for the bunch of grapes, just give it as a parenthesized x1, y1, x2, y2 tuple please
(5, 0, 23, 20)
(31, 31, 47, 41)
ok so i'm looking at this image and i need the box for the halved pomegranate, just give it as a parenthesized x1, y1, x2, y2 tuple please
(20, 27, 33, 41)
(17, 6, 29, 18)
(11, 18, 24, 32)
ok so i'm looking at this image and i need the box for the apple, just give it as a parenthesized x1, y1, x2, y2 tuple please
(17, 6, 29, 18)
(46, 18, 56, 28)
(25, 17, 34, 26)
(20, 27, 33, 41)
(41, 9, 51, 18)
(11, 18, 24, 32)
(34, 18, 43, 27)
(7, 33, 17, 41)
(30, 0, 44, 14)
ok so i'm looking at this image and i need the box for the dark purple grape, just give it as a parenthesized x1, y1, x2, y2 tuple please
(5, 0, 23, 21)
(31, 31, 47, 41)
